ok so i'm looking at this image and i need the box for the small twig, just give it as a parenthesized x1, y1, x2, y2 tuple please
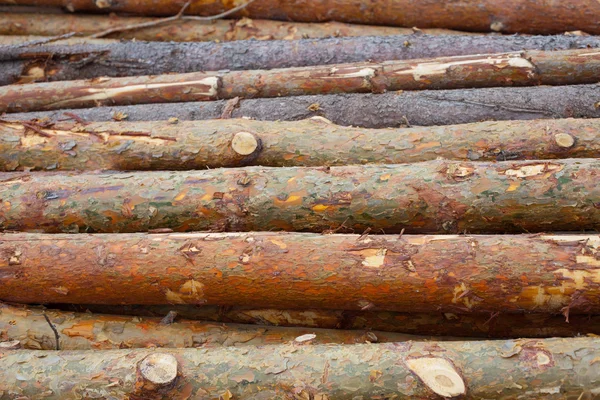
(0, 33, 77, 49)
(43, 312, 60, 350)
(183, 0, 257, 21)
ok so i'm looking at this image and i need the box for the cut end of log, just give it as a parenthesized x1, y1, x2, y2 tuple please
(406, 357, 466, 398)
(0, 340, 22, 350)
(232, 131, 259, 156)
(139, 353, 178, 386)
(554, 133, 575, 148)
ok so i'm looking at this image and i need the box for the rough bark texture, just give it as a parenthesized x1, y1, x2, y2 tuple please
(0, 35, 116, 45)
(69, 304, 600, 339)
(3, 48, 600, 113)
(2, 34, 599, 85)
(1, 232, 600, 313)
(1, 338, 599, 399)
(1, 159, 600, 234)
(9, 84, 600, 128)
(1, 117, 599, 171)
(0, 13, 474, 42)
(3, 0, 600, 34)
(0, 304, 419, 350)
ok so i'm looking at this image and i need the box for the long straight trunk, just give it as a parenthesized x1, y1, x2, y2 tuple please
(0, 13, 474, 42)
(8, 84, 600, 128)
(1, 232, 600, 313)
(1, 159, 599, 234)
(2, 34, 599, 85)
(0, 35, 116, 45)
(2, 118, 598, 171)
(0, 304, 420, 350)
(3, 48, 599, 113)
(69, 304, 600, 339)
(1, 338, 599, 399)
(2, 0, 600, 34)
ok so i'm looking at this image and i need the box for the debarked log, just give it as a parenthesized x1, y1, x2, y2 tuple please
(2, 48, 600, 113)
(1, 232, 600, 313)
(0, 159, 599, 234)
(1, 338, 599, 399)
(69, 304, 600, 338)
(2, 33, 599, 86)
(7, 84, 600, 128)
(0, 13, 475, 42)
(0, 304, 418, 350)
(1, 117, 598, 171)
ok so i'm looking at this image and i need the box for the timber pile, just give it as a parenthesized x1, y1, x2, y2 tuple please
(1, 2, 600, 399)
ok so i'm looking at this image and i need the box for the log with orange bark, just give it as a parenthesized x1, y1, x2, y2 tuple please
(1, 118, 598, 171)
(2, 0, 600, 34)
(0, 304, 420, 350)
(1, 338, 599, 399)
(0, 13, 473, 42)
(1, 232, 600, 313)
(2, 48, 600, 113)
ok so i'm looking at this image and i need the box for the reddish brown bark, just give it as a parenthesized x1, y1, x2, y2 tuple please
(2, 0, 599, 34)
(1, 48, 599, 113)
(1, 232, 600, 313)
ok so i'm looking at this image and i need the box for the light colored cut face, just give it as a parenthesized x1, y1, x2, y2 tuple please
(232, 131, 259, 155)
(0, 340, 21, 349)
(405, 357, 466, 398)
(139, 353, 178, 385)
(554, 133, 575, 148)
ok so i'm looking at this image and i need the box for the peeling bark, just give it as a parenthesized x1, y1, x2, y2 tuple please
(0, 304, 419, 350)
(70, 304, 600, 338)
(3, 0, 600, 34)
(1, 232, 600, 313)
(1, 159, 600, 234)
(2, 48, 599, 113)
(1, 338, 599, 399)
(8, 84, 600, 128)
(0, 13, 475, 42)
(2, 34, 599, 85)
(1, 118, 599, 171)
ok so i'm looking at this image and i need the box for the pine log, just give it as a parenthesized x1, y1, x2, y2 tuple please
(69, 304, 600, 339)
(2, 34, 599, 85)
(8, 84, 600, 128)
(1, 338, 599, 399)
(2, 117, 599, 171)
(3, 0, 600, 34)
(0, 13, 475, 42)
(3, 48, 599, 113)
(0, 35, 116, 45)
(1, 159, 600, 234)
(1, 232, 600, 313)
(0, 304, 419, 350)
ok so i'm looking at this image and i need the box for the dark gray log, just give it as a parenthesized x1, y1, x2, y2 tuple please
(2, 34, 600, 85)
(6, 84, 600, 128)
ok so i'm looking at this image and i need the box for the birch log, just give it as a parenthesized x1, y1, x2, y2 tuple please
(0, 304, 418, 350)
(1, 232, 600, 313)
(2, 48, 599, 113)
(8, 84, 600, 128)
(1, 159, 600, 234)
(2, 0, 600, 34)
(1, 338, 599, 399)
(1, 118, 598, 171)
(2, 34, 599, 85)
(71, 304, 600, 338)
(0, 13, 473, 42)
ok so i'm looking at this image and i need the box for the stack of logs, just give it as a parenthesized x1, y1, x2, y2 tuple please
(1, 1, 600, 398)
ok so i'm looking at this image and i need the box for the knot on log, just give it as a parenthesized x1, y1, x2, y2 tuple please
(137, 353, 179, 392)
(231, 131, 261, 156)
(406, 357, 466, 398)
(554, 133, 575, 148)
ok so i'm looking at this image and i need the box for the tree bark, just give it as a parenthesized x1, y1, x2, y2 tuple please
(3, 48, 599, 113)
(1, 159, 600, 234)
(1, 34, 599, 85)
(0, 35, 116, 45)
(69, 304, 600, 339)
(1, 232, 600, 313)
(1, 338, 599, 399)
(2, 117, 598, 171)
(7, 84, 600, 128)
(3, 0, 600, 34)
(0, 13, 475, 42)
(0, 304, 419, 350)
